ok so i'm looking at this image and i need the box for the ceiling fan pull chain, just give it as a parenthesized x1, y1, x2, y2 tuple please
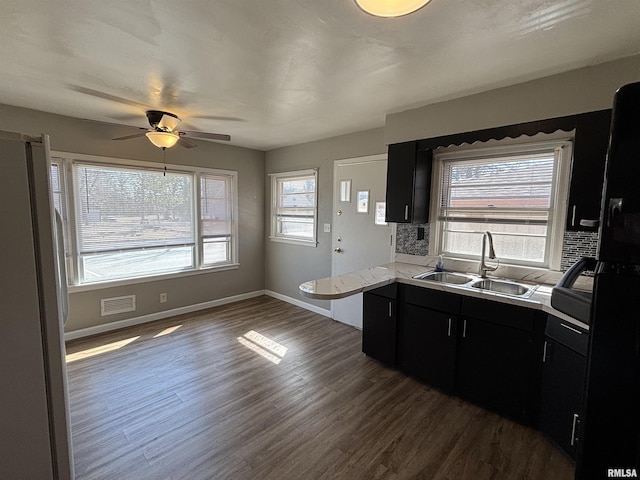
(162, 147, 167, 176)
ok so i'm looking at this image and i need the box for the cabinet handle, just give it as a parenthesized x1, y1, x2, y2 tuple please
(388, 302, 392, 318)
(570, 413, 579, 446)
(462, 319, 467, 338)
(404, 205, 409, 221)
(447, 318, 452, 337)
(571, 205, 577, 227)
(560, 323, 582, 335)
(542, 340, 548, 363)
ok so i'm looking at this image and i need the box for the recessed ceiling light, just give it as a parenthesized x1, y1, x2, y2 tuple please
(354, 0, 432, 17)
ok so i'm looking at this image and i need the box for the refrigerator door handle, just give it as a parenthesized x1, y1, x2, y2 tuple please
(607, 198, 623, 227)
(54, 210, 69, 325)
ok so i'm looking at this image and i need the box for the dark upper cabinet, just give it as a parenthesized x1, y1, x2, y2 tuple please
(566, 109, 612, 231)
(362, 284, 398, 367)
(385, 142, 432, 224)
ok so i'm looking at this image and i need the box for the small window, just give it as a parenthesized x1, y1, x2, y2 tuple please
(431, 139, 572, 269)
(270, 169, 318, 246)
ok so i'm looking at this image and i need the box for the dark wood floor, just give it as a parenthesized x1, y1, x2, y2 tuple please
(65, 295, 575, 480)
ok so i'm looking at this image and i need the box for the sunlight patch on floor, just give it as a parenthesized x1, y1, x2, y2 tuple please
(154, 325, 182, 338)
(66, 336, 140, 363)
(237, 330, 288, 365)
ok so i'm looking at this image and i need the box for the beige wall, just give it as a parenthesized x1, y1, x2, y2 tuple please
(264, 128, 386, 310)
(0, 103, 265, 335)
(385, 54, 640, 145)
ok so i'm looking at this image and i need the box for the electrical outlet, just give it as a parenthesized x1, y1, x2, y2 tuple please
(160, 293, 167, 303)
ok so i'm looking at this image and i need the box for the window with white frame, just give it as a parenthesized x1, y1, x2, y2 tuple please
(52, 155, 238, 285)
(270, 169, 318, 246)
(430, 139, 572, 269)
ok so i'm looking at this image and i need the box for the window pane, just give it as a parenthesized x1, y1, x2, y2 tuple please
(201, 175, 232, 236)
(74, 164, 194, 253)
(203, 237, 230, 265)
(445, 155, 554, 209)
(81, 246, 194, 283)
(442, 221, 547, 262)
(278, 177, 316, 207)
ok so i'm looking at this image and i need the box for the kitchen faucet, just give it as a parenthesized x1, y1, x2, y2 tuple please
(478, 231, 499, 278)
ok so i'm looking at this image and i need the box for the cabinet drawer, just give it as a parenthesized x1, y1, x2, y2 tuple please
(545, 315, 589, 356)
(366, 283, 397, 300)
(461, 296, 535, 332)
(403, 284, 461, 314)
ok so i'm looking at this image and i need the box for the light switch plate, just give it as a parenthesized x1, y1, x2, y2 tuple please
(323, 223, 331, 233)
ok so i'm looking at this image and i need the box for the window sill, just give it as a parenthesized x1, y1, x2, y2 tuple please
(269, 236, 318, 248)
(68, 263, 240, 293)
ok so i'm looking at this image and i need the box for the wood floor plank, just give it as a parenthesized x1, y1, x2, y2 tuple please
(65, 295, 574, 480)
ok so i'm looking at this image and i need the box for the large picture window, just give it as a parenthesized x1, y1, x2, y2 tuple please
(270, 169, 318, 246)
(431, 139, 572, 269)
(52, 155, 237, 285)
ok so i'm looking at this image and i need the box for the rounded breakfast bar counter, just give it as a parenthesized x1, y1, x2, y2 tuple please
(298, 261, 589, 331)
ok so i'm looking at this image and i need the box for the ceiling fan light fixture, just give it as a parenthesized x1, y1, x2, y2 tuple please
(355, 0, 432, 17)
(145, 131, 180, 149)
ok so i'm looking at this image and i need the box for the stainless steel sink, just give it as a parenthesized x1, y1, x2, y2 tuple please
(413, 271, 475, 285)
(469, 279, 537, 297)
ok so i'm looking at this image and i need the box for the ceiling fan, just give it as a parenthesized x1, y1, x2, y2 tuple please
(112, 110, 231, 149)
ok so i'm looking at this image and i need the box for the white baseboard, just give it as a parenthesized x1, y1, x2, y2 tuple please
(264, 290, 332, 318)
(64, 290, 266, 341)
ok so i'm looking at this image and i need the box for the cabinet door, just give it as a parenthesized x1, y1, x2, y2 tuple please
(457, 317, 532, 423)
(539, 339, 586, 458)
(566, 109, 612, 231)
(385, 143, 432, 224)
(362, 293, 396, 367)
(386, 142, 417, 223)
(401, 304, 457, 393)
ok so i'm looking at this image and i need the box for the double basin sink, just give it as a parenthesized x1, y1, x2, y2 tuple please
(413, 271, 538, 298)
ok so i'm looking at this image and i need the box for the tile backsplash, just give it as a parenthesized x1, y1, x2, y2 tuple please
(396, 224, 598, 273)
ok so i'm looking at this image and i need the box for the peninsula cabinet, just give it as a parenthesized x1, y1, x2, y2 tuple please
(362, 284, 398, 367)
(385, 142, 432, 224)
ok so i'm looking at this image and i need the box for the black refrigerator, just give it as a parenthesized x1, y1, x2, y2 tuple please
(576, 81, 640, 479)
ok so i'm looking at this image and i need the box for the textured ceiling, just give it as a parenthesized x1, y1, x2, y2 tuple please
(0, 0, 639, 150)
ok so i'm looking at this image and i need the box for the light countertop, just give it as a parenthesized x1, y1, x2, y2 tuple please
(299, 261, 589, 331)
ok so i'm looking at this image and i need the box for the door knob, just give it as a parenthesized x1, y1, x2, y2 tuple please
(334, 248, 343, 253)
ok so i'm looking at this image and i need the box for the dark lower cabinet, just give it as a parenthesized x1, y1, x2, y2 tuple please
(539, 315, 589, 459)
(456, 317, 533, 423)
(362, 285, 397, 367)
(401, 304, 458, 393)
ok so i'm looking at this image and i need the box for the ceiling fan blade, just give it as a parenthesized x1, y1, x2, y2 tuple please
(189, 115, 245, 122)
(112, 132, 147, 141)
(69, 85, 149, 110)
(183, 131, 231, 142)
(177, 137, 198, 149)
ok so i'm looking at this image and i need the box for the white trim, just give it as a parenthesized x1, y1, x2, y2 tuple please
(268, 237, 318, 247)
(270, 169, 318, 245)
(64, 289, 265, 341)
(429, 136, 573, 269)
(264, 290, 332, 318)
(68, 263, 240, 293)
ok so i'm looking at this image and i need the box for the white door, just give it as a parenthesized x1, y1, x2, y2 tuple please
(331, 154, 395, 329)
